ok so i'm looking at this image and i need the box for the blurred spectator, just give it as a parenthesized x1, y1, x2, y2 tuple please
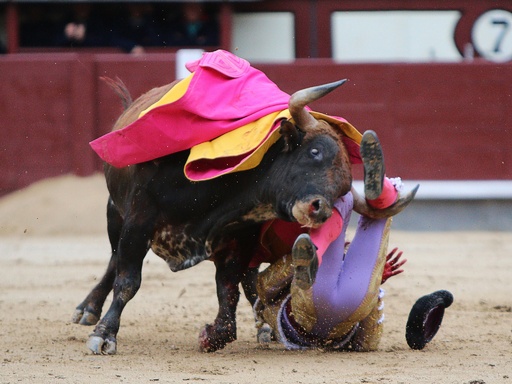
(54, 4, 109, 48)
(110, 4, 164, 54)
(169, 3, 219, 46)
(17, 2, 219, 51)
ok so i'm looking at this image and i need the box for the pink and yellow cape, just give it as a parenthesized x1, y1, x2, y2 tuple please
(90, 50, 362, 181)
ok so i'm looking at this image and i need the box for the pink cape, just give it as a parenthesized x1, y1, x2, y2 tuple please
(90, 50, 291, 168)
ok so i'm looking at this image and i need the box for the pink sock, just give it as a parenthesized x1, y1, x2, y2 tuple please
(366, 177, 398, 209)
(310, 209, 343, 265)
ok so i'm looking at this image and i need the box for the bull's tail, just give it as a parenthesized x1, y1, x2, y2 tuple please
(100, 76, 133, 110)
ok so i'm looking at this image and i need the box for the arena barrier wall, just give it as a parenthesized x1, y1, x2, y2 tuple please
(1, 53, 511, 197)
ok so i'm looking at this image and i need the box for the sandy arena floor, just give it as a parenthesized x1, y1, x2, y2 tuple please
(0, 174, 511, 384)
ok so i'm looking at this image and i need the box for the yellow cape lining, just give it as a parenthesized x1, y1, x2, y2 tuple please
(134, 74, 362, 180)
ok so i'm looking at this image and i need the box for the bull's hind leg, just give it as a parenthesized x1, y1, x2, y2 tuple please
(72, 256, 116, 325)
(87, 201, 156, 354)
(72, 198, 122, 325)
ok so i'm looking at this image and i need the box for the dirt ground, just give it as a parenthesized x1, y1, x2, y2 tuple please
(1, 174, 511, 384)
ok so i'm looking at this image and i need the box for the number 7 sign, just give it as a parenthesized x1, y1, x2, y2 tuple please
(472, 9, 512, 62)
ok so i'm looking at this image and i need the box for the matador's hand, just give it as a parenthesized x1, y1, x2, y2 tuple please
(381, 247, 406, 284)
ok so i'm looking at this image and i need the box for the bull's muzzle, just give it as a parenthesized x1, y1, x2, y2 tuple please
(292, 195, 332, 228)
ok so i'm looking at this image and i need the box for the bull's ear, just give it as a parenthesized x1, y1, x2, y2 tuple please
(279, 120, 303, 152)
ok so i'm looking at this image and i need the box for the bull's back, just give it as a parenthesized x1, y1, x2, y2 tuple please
(111, 80, 179, 131)
(104, 79, 179, 208)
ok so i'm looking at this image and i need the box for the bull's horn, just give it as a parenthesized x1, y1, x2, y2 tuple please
(352, 184, 420, 219)
(289, 79, 347, 130)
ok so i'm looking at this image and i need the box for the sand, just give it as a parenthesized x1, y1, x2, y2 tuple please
(1, 174, 511, 384)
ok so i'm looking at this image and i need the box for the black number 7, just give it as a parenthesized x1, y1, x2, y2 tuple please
(492, 19, 509, 53)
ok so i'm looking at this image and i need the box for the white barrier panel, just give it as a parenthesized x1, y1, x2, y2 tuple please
(175, 49, 204, 80)
(352, 180, 512, 200)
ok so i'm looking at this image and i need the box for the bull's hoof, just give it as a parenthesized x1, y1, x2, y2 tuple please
(72, 309, 100, 326)
(406, 290, 453, 350)
(256, 323, 273, 347)
(198, 324, 234, 353)
(86, 335, 117, 355)
(71, 309, 83, 324)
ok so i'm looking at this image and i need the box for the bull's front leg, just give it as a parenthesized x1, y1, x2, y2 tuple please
(198, 256, 242, 352)
(198, 231, 256, 352)
(241, 266, 260, 307)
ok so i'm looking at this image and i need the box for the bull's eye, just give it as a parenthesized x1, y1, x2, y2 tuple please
(310, 147, 322, 160)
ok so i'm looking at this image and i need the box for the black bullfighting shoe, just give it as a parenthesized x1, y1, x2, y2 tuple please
(292, 233, 319, 290)
(360, 130, 385, 200)
(405, 290, 454, 350)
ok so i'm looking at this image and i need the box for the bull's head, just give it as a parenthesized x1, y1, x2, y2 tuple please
(268, 80, 350, 228)
(276, 80, 417, 227)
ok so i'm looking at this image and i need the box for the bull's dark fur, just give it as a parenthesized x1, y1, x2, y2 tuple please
(73, 78, 353, 354)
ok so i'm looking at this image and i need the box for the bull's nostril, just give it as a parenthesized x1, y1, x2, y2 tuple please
(311, 199, 321, 213)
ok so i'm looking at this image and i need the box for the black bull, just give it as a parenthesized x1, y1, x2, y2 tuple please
(72, 78, 410, 354)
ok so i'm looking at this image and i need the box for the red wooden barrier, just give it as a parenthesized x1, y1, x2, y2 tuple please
(0, 53, 510, 196)
(258, 61, 512, 181)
